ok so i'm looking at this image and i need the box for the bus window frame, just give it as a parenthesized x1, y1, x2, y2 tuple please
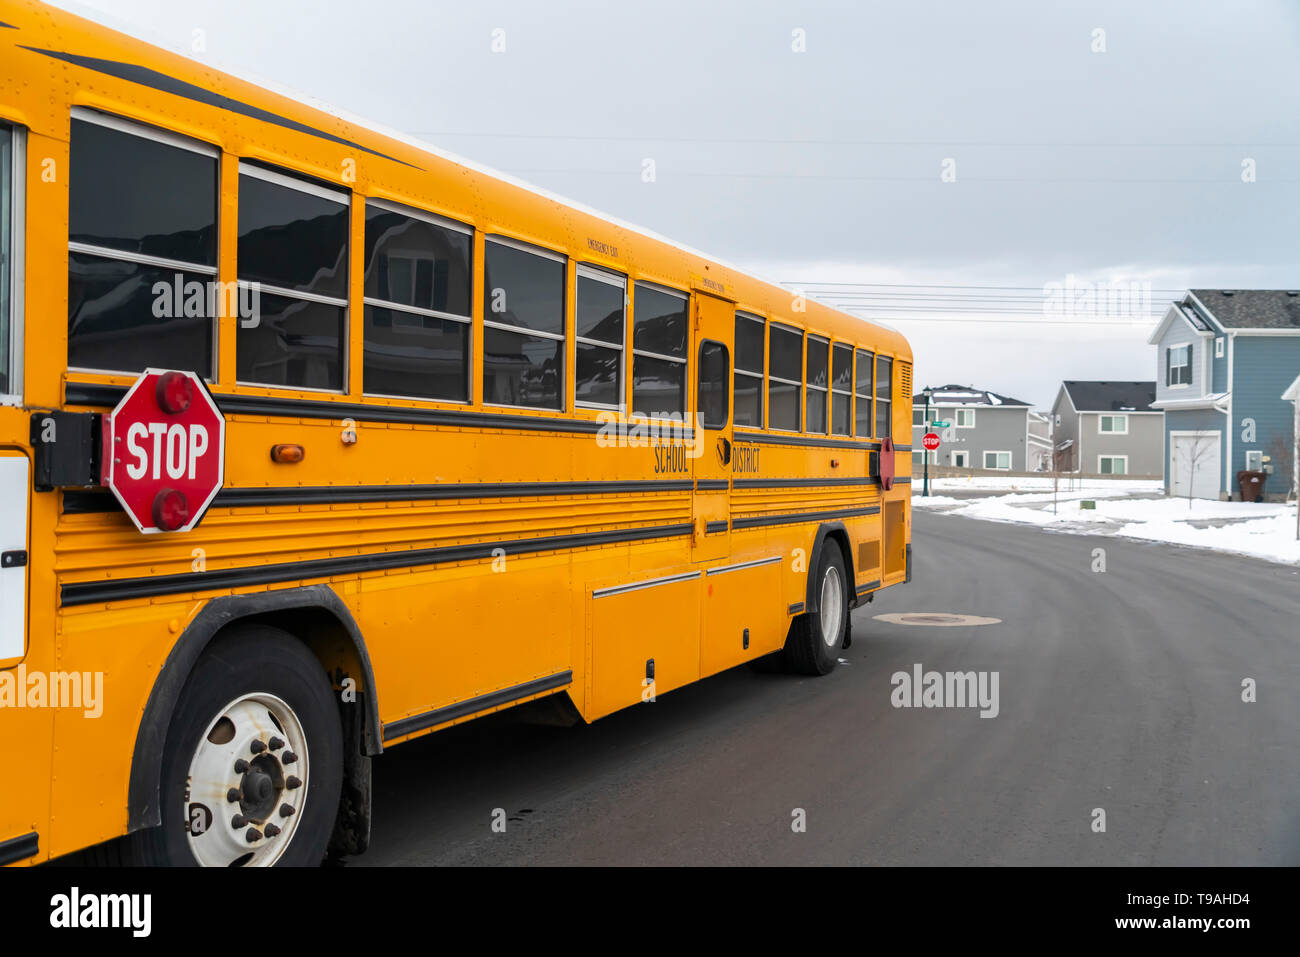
(360, 196, 474, 405)
(0, 121, 23, 406)
(629, 278, 689, 422)
(766, 320, 803, 434)
(573, 262, 627, 413)
(66, 108, 221, 382)
(732, 311, 765, 430)
(853, 347, 875, 438)
(481, 233, 569, 413)
(804, 332, 830, 435)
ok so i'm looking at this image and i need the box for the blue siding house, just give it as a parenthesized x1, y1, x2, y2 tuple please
(1148, 290, 1300, 500)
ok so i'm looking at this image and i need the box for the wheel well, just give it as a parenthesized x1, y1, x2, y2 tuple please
(127, 586, 381, 833)
(804, 523, 856, 614)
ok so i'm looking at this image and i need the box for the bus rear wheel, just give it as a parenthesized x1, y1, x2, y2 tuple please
(128, 626, 342, 866)
(784, 544, 849, 676)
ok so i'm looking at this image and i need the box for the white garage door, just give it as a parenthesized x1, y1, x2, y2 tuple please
(1170, 432, 1221, 499)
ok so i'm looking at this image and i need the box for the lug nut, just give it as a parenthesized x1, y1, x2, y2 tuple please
(282, 751, 298, 765)
(249, 740, 266, 754)
(268, 736, 285, 751)
(279, 804, 295, 818)
(286, 775, 302, 790)
(231, 814, 248, 829)
(245, 827, 262, 843)
(264, 823, 281, 838)
(233, 759, 249, 774)
(227, 788, 243, 803)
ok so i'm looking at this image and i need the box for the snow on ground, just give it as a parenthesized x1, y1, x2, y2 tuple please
(914, 485, 1300, 565)
(922, 476, 1163, 493)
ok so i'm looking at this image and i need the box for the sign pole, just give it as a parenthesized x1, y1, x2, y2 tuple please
(923, 389, 931, 497)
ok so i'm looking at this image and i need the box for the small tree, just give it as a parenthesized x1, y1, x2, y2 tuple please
(1177, 430, 1219, 508)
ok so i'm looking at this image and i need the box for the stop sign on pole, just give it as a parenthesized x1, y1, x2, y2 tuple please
(922, 431, 941, 451)
(100, 369, 226, 534)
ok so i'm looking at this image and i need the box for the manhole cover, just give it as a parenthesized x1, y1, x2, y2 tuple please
(872, 613, 1002, 627)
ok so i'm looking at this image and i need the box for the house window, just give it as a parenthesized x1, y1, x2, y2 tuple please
(1214, 337, 1224, 358)
(952, 450, 969, 468)
(983, 450, 1011, 470)
(68, 112, 219, 377)
(912, 449, 936, 466)
(1166, 343, 1192, 386)
(631, 282, 688, 420)
(1098, 455, 1127, 475)
(483, 237, 566, 410)
(1099, 414, 1128, 434)
(913, 407, 924, 427)
(955, 408, 976, 428)
(362, 199, 472, 402)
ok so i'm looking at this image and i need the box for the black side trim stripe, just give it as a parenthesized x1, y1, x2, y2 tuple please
(383, 671, 572, 742)
(64, 480, 696, 513)
(696, 479, 729, 490)
(64, 383, 695, 439)
(0, 832, 38, 866)
(61, 522, 693, 607)
(894, 445, 912, 451)
(21, 47, 420, 169)
(0, 21, 17, 29)
(733, 477, 879, 489)
(788, 602, 805, 615)
(731, 505, 880, 531)
(734, 430, 880, 451)
(855, 579, 882, 594)
(705, 520, 729, 534)
(895, 477, 912, 484)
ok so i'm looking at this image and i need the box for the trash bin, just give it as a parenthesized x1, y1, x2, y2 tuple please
(1236, 470, 1267, 502)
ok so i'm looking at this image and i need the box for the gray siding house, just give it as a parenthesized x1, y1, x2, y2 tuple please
(1148, 290, 1300, 500)
(1050, 381, 1163, 477)
(912, 384, 1045, 471)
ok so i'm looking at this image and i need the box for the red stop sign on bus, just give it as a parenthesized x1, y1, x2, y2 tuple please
(922, 431, 941, 451)
(100, 369, 226, 534)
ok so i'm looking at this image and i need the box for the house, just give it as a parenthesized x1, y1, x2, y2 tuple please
(912, 384, 1047, 471)
(1282, 374, 1300, 500)
(1050, 381, 1162, 477)
(1148, 290, 1300, 500)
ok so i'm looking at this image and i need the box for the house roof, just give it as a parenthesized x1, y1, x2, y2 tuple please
(921, 384, 1032, 407)
(1061, 380, 1158, 413)
(1188, 290, 1300, 330)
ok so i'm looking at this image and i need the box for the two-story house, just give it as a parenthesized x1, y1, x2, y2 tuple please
(912, 384, 1046, 471)
(1148, 290, 1300, 499)
(1050, 381, 1162, 477)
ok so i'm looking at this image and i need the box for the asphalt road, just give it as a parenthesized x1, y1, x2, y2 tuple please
(351, 512, 1300, 866)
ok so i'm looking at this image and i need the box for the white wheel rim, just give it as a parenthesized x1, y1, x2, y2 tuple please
(820, 564, 844, 648)
(183, 692, 309, 867)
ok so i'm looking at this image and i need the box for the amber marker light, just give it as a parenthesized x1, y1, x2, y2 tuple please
(270, 444, 305, 464)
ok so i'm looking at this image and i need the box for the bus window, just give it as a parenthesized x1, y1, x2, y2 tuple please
(631, 282, 687, 420)
(733, 313, 764, 427)
(805, 335, 829, 434)
(768, 323, 802, 431)
(0, 123, 11, 396)
(697, 339, 729, 429)
(362, 200, 472, 402)
(831, 343, 852, 436)
(67, 113, 218, 376)
(483, 237, 565, 410)
(875, 354, 893, 438)
(575, 265, 625, 410)
(236, 164, 349, 390)
(854, 348, 874, 437)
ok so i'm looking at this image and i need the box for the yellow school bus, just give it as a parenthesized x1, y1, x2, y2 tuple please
(0, 0, 912, 866)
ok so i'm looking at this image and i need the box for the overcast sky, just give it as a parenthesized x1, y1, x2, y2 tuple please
(51, 0, 1300, 407)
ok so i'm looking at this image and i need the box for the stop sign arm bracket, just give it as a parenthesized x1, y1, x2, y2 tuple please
(29, 411, 102, 492)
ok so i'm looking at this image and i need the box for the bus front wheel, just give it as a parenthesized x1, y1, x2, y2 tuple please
(784, 544, 849, 676)
(128, 625, 343, 866)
